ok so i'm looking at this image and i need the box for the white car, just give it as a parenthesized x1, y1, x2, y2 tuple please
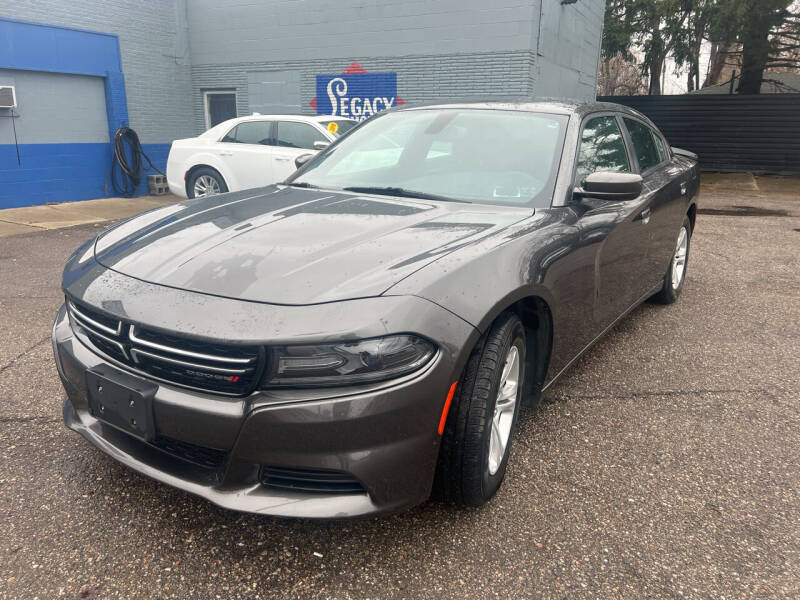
(166, 115, 357, 198)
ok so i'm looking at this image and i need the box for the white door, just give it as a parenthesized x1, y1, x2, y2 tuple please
(217, 121, 276, 191)
(272, 121, 330, 180)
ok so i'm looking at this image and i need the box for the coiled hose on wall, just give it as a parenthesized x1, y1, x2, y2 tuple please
(110, 127, 163, 197)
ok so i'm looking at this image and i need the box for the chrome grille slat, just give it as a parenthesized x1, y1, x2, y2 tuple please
(130, 348, 250, 374)
(129, 326, 255, 364)
(78, 325, 129, 359)
(67, 301, 122, 336)
(66, 298, 262, 395)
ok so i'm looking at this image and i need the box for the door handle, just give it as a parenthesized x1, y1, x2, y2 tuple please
(275, 156, 291, 162)
(640, 208, 651, 225)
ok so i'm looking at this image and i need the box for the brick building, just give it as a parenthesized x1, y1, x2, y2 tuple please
(0, 0, 605, 208)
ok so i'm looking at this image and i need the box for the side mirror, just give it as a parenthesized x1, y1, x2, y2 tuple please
(313, 141, 330, 150)
(295, 153, 314, 169)
(574, 171, 643, 202)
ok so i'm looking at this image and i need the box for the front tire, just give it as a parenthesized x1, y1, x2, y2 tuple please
(651, 216, 692, 304)
(434, 313, 526, 506)
(187, 167, 228, 198)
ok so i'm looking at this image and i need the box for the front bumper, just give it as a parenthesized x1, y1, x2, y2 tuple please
(53, 293, 476, 518)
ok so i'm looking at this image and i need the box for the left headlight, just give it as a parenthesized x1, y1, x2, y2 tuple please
(262, 334, 437, 388)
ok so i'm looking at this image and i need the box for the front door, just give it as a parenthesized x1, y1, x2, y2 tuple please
(572, 114, 654, 330)
(272, 121, 330, 181)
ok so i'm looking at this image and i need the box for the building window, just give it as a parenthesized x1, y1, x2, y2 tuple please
(204, 90, 237, 130)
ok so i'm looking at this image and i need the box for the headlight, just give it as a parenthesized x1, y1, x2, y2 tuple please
(262, 335, 436, 388)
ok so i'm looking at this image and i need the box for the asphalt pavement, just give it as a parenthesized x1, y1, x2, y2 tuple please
(1, 174, 798, 599)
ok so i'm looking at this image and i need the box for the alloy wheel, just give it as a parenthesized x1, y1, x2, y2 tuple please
(488, 344, 521, 475)
(671, 227, 689, 290)
(193, 175, 221, 197)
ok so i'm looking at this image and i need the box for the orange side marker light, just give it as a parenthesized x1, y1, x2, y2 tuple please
(437, 382, 458, 435)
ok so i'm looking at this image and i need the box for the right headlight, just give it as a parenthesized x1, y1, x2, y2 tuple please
(262, 334, 436, 388)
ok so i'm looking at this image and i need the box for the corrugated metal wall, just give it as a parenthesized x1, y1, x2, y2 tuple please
(598, 94, 800, 176)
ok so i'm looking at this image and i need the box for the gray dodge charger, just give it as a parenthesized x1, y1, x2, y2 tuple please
(53, 101, 699, 517)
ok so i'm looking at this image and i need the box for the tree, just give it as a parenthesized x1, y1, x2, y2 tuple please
(601, 0, 699, 95)
(712, 0, 800, 94)
(703, 41, 738, 87)
(598, 54, 648, 95)
(599, 0, 800, 96)
(671, 0, 717, 91)
(769, 1, 800, 71)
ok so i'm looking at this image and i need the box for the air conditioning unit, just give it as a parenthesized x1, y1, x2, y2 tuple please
(0, 86, 17, 109)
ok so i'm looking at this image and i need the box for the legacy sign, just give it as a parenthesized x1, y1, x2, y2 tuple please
(312, 63, 403, 121)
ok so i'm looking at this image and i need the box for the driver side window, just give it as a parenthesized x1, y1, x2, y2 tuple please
(576, 116, 631, 185)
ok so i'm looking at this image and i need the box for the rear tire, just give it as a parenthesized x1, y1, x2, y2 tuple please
(434, 312, 526, 506)
(187, 167, 228, 198)
(651, 216, 692, 305)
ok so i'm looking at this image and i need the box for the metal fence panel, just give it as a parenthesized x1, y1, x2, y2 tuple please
(598, 94, 800, 176)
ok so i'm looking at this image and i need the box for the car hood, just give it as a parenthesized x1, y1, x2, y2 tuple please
(94, 186, 529, 305)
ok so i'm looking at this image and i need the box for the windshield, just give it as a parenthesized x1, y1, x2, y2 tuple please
(291, 109, 568, 206)
(320, 120, 357, 136)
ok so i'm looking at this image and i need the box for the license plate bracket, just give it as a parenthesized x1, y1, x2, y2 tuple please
(86, 366, 157, 442)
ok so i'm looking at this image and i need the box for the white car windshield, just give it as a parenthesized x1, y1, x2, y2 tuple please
(292, 109, 568, 206)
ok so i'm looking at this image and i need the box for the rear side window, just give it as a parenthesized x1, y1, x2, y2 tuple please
(624, 118, 663, 172)
(221, 121, 273, 145)
(276, 122, 328, 149)
(575, 116, 631, 184)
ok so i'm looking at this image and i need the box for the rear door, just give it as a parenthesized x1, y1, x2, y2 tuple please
(621, 117, 684, 286)
(273, 121, 330, 180)
(216, 120, 276, 191)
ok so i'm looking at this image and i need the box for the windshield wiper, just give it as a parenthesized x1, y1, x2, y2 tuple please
(285, 181, 319, 189)
(342, 186, 470, 204)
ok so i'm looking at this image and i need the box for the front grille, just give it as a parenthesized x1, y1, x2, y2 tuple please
(67, 299, 262, 396)
(152, 436, 228, 470)
(260, 465, 366, 495)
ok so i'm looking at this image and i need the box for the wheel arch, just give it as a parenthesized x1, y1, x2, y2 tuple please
(469, 288, 555, 408)
(185, 164, 228, 197)
(687, 202, 697, 232)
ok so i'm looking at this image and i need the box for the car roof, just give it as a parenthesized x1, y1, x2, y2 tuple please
(225, 114, 356, 124)
(309, 115, 358, 122)
(394, 98, 648, 119)
(217, 102, 645, 126)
